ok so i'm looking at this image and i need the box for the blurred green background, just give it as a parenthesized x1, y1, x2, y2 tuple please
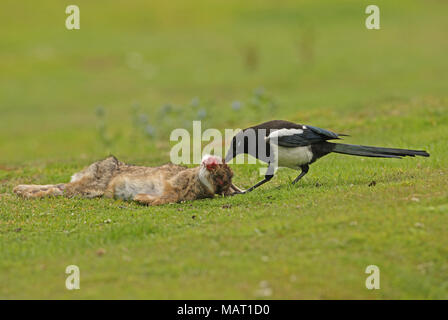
(0, 0, 447, 299)
(1, 0, 446, 164)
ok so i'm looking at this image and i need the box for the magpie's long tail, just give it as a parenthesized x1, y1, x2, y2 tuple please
(330, 143, 430, 159)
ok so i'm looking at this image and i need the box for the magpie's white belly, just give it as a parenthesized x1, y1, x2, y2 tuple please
(276, 146, 313, 169)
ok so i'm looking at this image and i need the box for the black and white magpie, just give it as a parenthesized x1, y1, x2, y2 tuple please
(225, 120, 430, 193)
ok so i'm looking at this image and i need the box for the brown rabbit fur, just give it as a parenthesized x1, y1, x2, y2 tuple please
(13, 155, 238, 206)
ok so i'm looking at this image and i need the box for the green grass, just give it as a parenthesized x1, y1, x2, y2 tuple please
(1, 0, 447, 299)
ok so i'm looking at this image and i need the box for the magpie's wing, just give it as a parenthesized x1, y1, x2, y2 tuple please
(269, 125, 344, 147)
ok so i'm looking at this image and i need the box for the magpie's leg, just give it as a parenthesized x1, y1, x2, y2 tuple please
(245, 174, 274, 193)
(292, 164, 309, 185)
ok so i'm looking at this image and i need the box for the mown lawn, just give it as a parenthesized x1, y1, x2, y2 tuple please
(0, 0, 447, 299)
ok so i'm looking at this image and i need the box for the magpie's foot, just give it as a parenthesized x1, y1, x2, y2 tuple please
(292, 179, 304, 186)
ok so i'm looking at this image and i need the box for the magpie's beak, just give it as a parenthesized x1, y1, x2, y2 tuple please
(225, 151, 234, 163)
(226, 137, 240, 163)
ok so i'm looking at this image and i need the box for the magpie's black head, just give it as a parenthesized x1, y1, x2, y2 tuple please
(225, 128, 273, 163)
(225, 131, 249, 163)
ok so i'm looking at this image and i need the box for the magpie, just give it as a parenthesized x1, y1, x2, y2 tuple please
(225, 120, 430, 193)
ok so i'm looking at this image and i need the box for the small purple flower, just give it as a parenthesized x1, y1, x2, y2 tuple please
(231, 101, 243, 111)
(197, 108, 207, 119)
(190, 97, 200, 108)
(254, 87, 265, 97)
(144, 124, 156, 137)
(138, 114, 148, 125)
